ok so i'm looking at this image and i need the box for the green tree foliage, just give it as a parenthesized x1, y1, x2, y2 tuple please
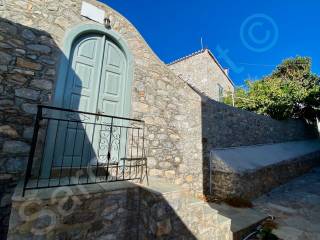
(224, 57, 320, 121)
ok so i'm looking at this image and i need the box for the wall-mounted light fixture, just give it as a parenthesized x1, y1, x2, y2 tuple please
(104, 17, 111, 29)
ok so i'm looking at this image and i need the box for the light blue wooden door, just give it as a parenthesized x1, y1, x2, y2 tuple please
(57, 34, 105, 167)
(43, 33, 128, 177)
(93, 41, 127, 164)
(43, 34, 104, 176)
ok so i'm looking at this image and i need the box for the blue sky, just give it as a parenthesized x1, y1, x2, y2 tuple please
(101, 0, 320, 86)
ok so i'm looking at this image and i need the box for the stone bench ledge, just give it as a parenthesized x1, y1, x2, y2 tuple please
(210, 139, 320, 174)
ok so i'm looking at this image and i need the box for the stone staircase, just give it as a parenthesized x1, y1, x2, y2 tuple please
(141, 177, 233, 239)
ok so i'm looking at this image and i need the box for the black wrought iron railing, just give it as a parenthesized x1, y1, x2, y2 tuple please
(22, 105, 147, 196)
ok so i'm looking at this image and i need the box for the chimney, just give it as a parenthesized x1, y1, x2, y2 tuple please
(224, 68, 229, 76)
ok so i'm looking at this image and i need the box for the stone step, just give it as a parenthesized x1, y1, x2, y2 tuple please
(216, 215, 233, 240)
(142, 176, 219, 214)
(140, 177, 233, 239)
(210, 203, 269, 240)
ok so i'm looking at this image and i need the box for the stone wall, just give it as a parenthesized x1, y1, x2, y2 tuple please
(169, 49, 234, 101)
(211, 151, 320, 200)
(0, 18, 59, 176)
(0, 174, 17, 240)
(0, 0, 203, 194)
(202, 98, 317, 150)
(138, 186, 231, 239)
(200, 98, 318, 194)
(9, 184, 140, 240)
(8, 182, 232, 240)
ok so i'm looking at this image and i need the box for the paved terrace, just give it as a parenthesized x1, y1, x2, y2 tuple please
(253, 167, 320, 240)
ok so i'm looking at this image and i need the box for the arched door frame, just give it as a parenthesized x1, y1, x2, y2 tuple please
(53, 23, 134, 118)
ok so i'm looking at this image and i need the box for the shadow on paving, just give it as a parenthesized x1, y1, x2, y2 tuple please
(253, 167, 320, 240)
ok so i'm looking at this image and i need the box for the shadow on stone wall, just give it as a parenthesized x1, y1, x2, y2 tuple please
(0, 17, 61, 176)
(8, 183, 198, 239)
(0, 17, 63, 239)
(0, 18, 198, 240)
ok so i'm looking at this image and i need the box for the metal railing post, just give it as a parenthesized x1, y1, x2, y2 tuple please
(22, 105, 42, 196)
(105, 117, 114, 178)
(209, 150, 212, 195)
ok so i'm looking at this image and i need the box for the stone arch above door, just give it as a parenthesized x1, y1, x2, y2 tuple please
(53, 23, 134, 118)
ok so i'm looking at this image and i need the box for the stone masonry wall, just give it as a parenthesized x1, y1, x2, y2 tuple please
(211, 151, 320, 200)
(8, 182, 232, 240)
(0, 174, 17, 240)
(169, 49, 234, 101)
(138, 186, 232, 240)
(201, 97, 318, 193)
(202, 98, 317, 150)
(0, 18, 59, 176)
(0, 0, 203, 194)
(8, 186, 140, 240)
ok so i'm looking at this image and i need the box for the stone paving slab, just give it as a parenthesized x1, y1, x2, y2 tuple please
(210, 203, 268, 232)
(253, 167, 320, 240)
(210, 202, 268, 240)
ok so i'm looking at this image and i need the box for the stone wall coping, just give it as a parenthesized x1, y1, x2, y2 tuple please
(210, 139, 320, 173)
(12, 180, 139, 202)
(12, 176, 216, 216)
(12, 176, 201, 203)
(140, 176, 186, 195)
(210, 138, 318, 151)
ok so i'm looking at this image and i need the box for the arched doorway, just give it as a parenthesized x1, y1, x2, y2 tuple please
(54, 23, 133, 116)
(63, 33, 128, 116)
(42, 24, 133, 177)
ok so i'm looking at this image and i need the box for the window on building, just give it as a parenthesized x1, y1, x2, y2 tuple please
(218, 84, 224, 102)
